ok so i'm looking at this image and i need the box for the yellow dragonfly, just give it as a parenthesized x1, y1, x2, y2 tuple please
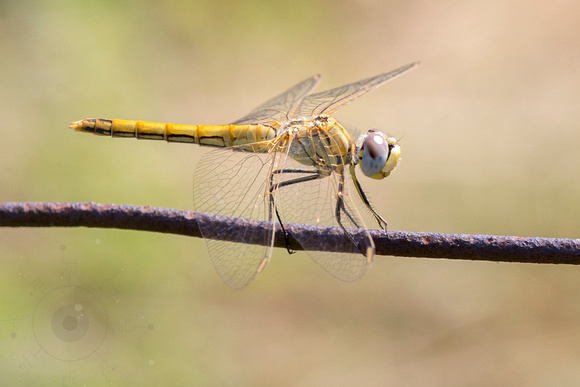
(70, 62, 419, 288)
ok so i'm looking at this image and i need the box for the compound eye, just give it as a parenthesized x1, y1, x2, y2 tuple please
(361, 132, 390, 177)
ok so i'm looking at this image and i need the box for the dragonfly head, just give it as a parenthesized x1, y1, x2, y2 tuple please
(358, 130, 401, 180)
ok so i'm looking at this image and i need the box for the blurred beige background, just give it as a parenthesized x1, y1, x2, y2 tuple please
(1, 0, 579, 385)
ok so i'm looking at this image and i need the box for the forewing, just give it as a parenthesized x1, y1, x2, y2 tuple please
(231, 75, 321, 125)
(298, 62, 419, 118)
(273, 133, 375, 281)
(193, 142, 279, 289)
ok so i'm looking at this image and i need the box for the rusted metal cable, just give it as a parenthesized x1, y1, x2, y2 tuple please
(0, 202, 578, 264)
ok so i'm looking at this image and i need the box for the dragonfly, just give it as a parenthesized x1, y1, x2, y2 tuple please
(70, 62, 419, 288)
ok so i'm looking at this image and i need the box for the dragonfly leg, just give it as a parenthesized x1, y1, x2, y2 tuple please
(348, 164, 388, 231)
(274, 207, 294, 254)
(334, 172, 376, 257)
(335, 195, 360, 229)
(334, 174, 366, 252)
(269, 168, 326, 254)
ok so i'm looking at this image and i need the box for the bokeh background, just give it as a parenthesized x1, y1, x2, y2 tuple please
(1, 0, 579, 385)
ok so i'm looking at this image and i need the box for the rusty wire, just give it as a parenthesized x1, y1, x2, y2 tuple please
(0, 201, 579, 264)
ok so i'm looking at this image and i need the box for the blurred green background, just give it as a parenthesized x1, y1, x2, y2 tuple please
(1, 0, 579, 385)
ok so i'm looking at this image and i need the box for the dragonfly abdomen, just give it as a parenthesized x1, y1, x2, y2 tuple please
(70, 118, 276, 147)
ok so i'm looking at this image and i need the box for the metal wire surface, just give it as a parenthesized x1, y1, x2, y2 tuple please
(1, 202, 578, 264)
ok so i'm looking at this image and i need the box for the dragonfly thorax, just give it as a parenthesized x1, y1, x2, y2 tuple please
(357, 129, 400, 179)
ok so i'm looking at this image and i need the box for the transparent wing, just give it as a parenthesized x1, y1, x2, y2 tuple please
(274, 132, 375, 281)
(298, 62, 420, 118)
(231, 75, 321, 125)
(193, 141, 281, 289)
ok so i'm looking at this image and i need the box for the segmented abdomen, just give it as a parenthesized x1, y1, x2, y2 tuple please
(70, 118, 277, 147)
